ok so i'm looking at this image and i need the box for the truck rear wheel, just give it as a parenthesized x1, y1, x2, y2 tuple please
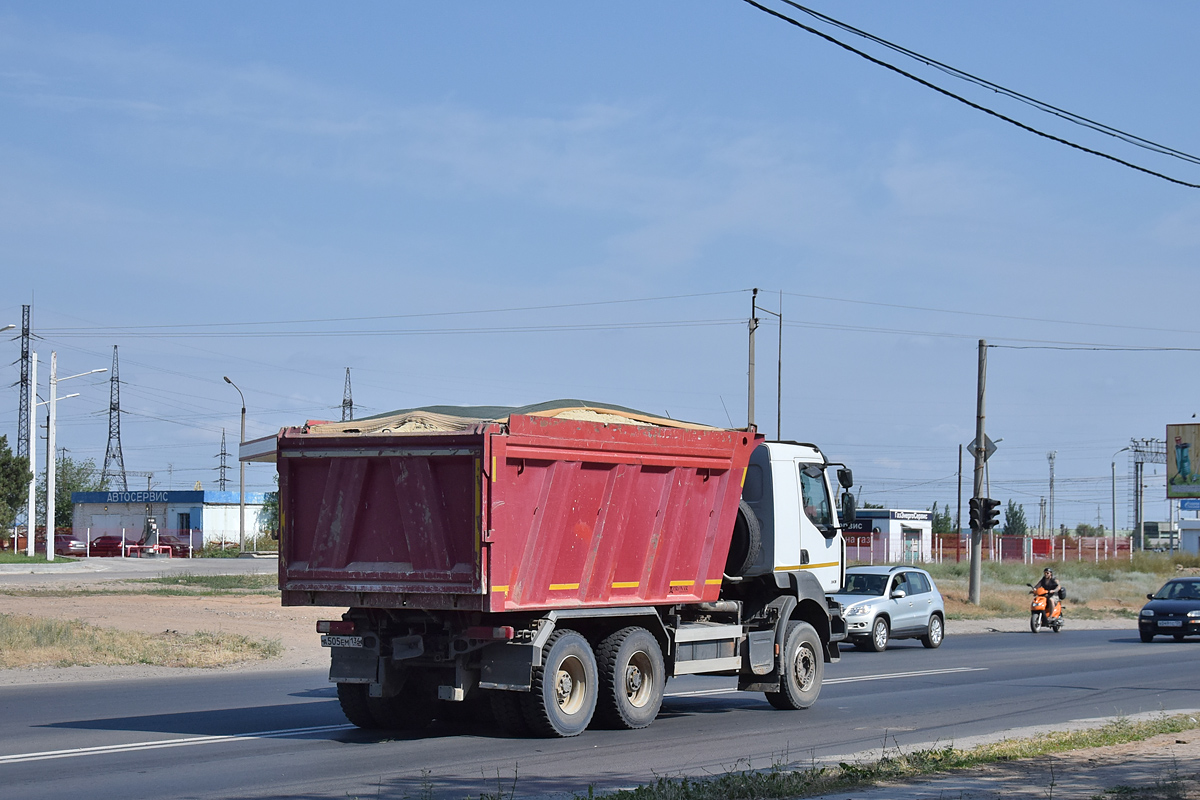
(490, 691, 531, 736)
(336, 683, 378, 729)
(521, 629, 598, 737)
(593, 627, 665, 729)
(764, 621, 822, 710)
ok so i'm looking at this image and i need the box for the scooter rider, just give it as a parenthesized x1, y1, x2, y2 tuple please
(1035, 568, 1061, 616)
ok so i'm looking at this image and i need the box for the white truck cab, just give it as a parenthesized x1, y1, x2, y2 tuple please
(740, 441, 849, 593)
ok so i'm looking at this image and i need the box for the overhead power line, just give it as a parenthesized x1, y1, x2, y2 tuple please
(743, 0, 1200, 189)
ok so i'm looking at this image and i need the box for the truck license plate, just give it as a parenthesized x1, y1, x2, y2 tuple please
(321, 635, 364, 648)
(1159, 620, 1183, 628)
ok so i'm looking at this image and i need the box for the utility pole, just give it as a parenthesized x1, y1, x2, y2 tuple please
(955, 444, 962, 563)
(15, 305, 31, 532)
(969, 339, 986, 605)
(341, 367, 354, 422)
(101, 346, 128, 492)
(216, 428, 230, 491)
(747, 288, 758, 429)
(1047, 451, 1056, 540)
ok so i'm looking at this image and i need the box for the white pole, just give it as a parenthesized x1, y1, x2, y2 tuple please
(25, 353, 37, 558)
(46, 352, 56, 562)
(86, 527, 90, 558)
(121, 527, 126, 558)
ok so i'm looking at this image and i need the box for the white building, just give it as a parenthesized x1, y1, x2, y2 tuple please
(71, 489, 267, 547)
(843, 508, 933, 564)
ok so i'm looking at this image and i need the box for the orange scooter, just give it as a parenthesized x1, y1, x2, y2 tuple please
(1028, 584, 1065, 633)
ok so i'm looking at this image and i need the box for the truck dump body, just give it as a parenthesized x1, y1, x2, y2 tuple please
(278, 409, 759, 611)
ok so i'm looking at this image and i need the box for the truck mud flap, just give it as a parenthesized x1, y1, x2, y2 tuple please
(329, 646, 378, 684)
(479, 642, 537, 691)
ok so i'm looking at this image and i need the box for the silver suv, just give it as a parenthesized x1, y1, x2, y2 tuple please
(830, 565, 945, 652)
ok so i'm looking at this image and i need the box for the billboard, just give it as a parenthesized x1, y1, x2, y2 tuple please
(1167, 424, 1200, 498)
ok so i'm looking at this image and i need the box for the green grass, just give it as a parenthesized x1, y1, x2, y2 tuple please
(0, 612, 282, 668)
(582, 714, 1200, 800)
(136, 572, 278, 591)
(0, 551, 76, 564)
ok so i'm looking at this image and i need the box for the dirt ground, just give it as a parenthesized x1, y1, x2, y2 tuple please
(0, 591, 329, 685)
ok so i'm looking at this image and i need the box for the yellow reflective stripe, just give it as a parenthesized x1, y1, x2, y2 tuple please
(492, 585, 509, 593)
(549, 583, 580, 591)
(491, 456, 496, 482)
(669, 580, 695, 587)
(611, 581, 639, 589)
(740, 466, 748, 487)
(775, 561, 841, 571)
(704, 579, 723, 585)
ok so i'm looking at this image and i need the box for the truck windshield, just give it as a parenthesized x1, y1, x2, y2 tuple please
(798, 465, 832, 527)
(841, 574, 888, 595)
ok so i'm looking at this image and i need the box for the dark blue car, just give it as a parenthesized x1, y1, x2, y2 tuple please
(1139, 578, 1200, 642)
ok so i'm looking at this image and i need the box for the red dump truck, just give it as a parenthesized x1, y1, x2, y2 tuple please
(259, 402, 854, 737)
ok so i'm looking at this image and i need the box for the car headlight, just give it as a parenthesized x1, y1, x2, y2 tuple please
(846, 605, 871, 617)
(1187, 610, 1200, 618)
(1141, 609, 1155, 617)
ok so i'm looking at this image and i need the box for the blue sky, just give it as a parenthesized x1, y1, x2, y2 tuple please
(2, 2, 1198, 531)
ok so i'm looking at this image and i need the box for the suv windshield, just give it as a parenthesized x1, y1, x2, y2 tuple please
(841, 573, 888, 596)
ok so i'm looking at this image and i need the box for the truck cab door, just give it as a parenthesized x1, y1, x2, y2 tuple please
(795, 461, 842, 592)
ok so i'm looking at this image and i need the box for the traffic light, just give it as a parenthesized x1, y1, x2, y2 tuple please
(983, 497, 1001, 529)
(968, 497, 982, 532)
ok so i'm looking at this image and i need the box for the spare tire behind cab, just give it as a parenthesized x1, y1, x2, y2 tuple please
(725, 499, 762, 577)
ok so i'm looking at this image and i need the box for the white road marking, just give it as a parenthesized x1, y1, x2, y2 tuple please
(0, 723, 355, 765)
(3, 667, 988, 765)
(665, 666, 986, 697)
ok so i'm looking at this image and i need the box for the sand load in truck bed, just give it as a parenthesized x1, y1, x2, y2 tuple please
(276, 402, 759, 612)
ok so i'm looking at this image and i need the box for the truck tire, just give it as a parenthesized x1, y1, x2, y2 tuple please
(336, 683, 379, 729)
(765, 620, 822, 710)
(593, 627, 665, 729)
(490, 691, 531, 736)
(521, 629, 598, 737)
(725, 500, 762, 578)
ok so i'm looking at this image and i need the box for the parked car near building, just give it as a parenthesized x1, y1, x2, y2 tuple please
(1139, 578, 1200, 641)
(829, 565, 945, 652)
(54, 534, 86, 557)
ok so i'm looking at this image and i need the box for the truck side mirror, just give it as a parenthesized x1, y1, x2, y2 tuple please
(836, 467, 853, 489)
(840, 491, 856, 525)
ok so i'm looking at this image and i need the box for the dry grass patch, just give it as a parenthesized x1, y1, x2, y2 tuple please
(0, 612, 282, 669)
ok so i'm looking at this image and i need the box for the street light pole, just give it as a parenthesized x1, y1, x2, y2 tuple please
(25, 354, 37, 557)
(224, 377, 246, 552)
(44, 353, 106, 561)
(1112, 446, 1130, 557)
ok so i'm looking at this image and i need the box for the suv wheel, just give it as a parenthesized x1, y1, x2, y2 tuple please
(921, 615, 944, 649)
(869, 618, 889, 652)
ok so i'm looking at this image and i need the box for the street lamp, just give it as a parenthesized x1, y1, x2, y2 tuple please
(44, 352, 107, 561)
(1113, 446, 1130, 557)
(223, 376, 246, 552)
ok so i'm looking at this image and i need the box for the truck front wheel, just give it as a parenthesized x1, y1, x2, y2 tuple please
(522, 629, 598, 737)
(765, 621, 822, 710)
(594, 626, 665, 729)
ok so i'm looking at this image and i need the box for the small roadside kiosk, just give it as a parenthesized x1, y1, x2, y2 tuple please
(71, 489, 267, 552)
(843, 508, 933, 564)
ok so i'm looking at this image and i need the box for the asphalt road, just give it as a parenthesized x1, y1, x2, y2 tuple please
(0, 555, 278, 586)
(3, 628, 1197, 800)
